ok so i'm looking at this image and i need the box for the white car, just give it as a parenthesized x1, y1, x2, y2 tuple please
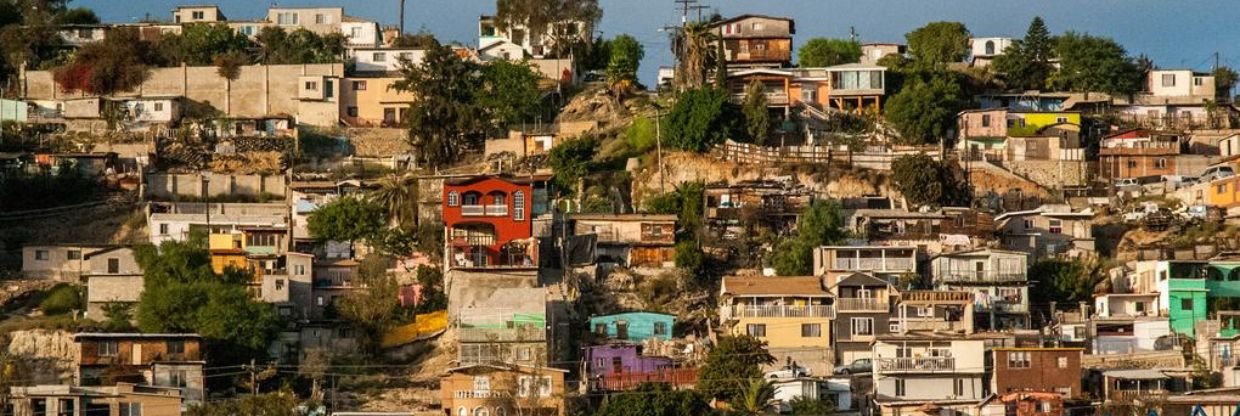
(1201, 166, 1235, 183)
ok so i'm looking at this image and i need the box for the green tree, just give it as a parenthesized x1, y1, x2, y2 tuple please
(254, 27, 345, 64)
(415, 265, 447, 313)
(670, 21, 717, 90)
(798, 37, 861, 67)
(605, 34, 644, 92)
(306, 196, 387, 247)
(53, 7, 98, 25)
(547, 134, 598, 194)
(186, 387, 302, 416)
(732, 378, 776, 415)
(389, 30, 440, 48)
(100, 303, 135, 332)
(477, 59, 544, 129)
(883, 73, 966, 144)
(906, 21, 971, 67)
(1028, 258, 1101, 306)
(369, 174, 420, 229)
(789, 397, 834, 415)
(157, 23, 252, 66)
(992, 16, 1055, 91)
(625, 116, 657, 152)
(698, 335, 774, 402)
(770, 199, 849, 276)
(742, 79, 770, 144)
(39, 284, 81, 315)
(393, 43, 486, 170)
(335, 255, 400, 353)
(662, 87, 739, 152)
(1213, 65, 1237, 99)
(1049, 32, 1142, 95)
(53, 27, 153, 95)
(495, 0, 602, 58)
(595, 383, 710, 416)
(890, 153, 969, 207)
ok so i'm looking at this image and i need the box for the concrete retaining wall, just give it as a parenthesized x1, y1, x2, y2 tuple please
(1007, 160, 1088, 187)
(145, 173, 287, 199)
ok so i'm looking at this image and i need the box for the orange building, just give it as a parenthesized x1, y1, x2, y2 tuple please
(440, 363, 568, 416)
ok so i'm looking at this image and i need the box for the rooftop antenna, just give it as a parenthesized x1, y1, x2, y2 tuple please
(674, 0, 698, 24)
(849, 26, 858, 42)
(399, 0, 406, 36)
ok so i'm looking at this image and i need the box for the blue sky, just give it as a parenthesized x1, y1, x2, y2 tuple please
(78, 0, 1240, 84)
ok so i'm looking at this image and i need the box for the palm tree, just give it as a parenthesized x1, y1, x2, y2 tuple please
(732, 378, 776, 415)
(369, 173, 419, 229)
(671, 21, 718, 91)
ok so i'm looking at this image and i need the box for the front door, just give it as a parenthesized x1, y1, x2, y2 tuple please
(132, 343, 142, 365)
(383, 108, 396, 125)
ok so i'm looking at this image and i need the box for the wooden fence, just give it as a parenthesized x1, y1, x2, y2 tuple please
(715, 140, 940, 170)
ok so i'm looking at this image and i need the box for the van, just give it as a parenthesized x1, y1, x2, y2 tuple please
(1201, 166, 1235, 182)
(1114, 178, 1139, 188)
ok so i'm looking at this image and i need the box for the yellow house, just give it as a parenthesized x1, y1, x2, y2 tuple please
(208, 233, 246, 274)
(1206, 174, 1240, 208)
(339, 76, 415, 127)
(719, 276, 835, 374)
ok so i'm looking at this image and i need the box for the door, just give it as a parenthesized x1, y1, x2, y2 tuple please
(616, 321, 629, 340)
(132, 343, 142, 365)
(383, 108, 396, 125)
(612, 357, 623, 374)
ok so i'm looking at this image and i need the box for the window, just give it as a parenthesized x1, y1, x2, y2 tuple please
(57, 399, 73, 416)
(1128, 160, 1138, 169)
(518, 347, 532, 361)
(154, 102, 164, 112)
(35, 250, 48, 260)
(1007, 351, 1031, 368)
(447, 191, 460, 206)
(315, 14, 327, 24)
(304, 81, 318, 91)
(99, 340, 118, 356)
(1155, 158, 1168, 169)
(120, 403, 142, 416)
(159, 223, 169, 235)
(241, 25, 255, 36)
(1048, 219, 1063, 234)
(1181, 298, 1194, 311)
(462, 192, 479, 206)
(473, 375, 491, 391)
(981, 114, 991, 127)
(851, 317, 874, 336)
(294, 264, 305, 276)
(347, 107, 358, 117)
(167, 340, 185, 355)
(324, 80, 334, 99)
(353, 80, 367, 90)
(350, 26, 362, 38)
(192, 11, 204, 20)
(373, 52, 387, 62)
(67, 250, 81, 260)
(170, 370, 187, 387)
(954, 378, 965, 396)
(1057, 356, 1068, 368)
(107, 258, 120, 274)
(895, 379, 906, 396)
(752, 22, 764, 31)
(917, 307, 933, 317)
(513, 190, 525, 221)
(746, 324, 767, 337)
(458, 407, 468, 416)
(594, 323, 606, 335)
(1162, 74, 1176, 87)
(801, 323, 821, 337)
(889, 321, 901, 333)
(653, 321, 667, 336)
(1159, 270, 1168, 281)
(1219, 184, 1228, 194)
(1056, 116, 1068, 123)
(1023, 219, 1034, 230)
(1194, 77, 1205, 86)
(277, 12, 298, 25)
(984, 40, 995, 55)
(247, 233, 278, 247)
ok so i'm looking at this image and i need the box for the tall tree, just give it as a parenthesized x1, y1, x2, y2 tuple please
(605, 34, 644, 93)
(476, 59, 544, 130)
(547, 134, 597, 194)
(335, 255, 401, 353)
(369, 173, 420, 229)
(732, 378, 777, 416)
(494, 0, 601, 58)
(254, 27, 345, 65)
(1048, 31, 1142, 95)
(883, 73, 966, 144)
(742, 79, 770, 144)
(992, 17, 1055, 91)
(798, 37, 862, 67)
(770, 199, 849, 276)
(662, 87, 739, 152)
(156, 23, 252, 66)
(53, 27, 153, 95)
(905, 21, 971, 67)
(595, 383, 710, 416)
(671, 21, 717, 90)
(393, 44, 486, 169)
(891, 153, 969, 207)
(698, 335, 774, 402)
(306, 196, 387, 248)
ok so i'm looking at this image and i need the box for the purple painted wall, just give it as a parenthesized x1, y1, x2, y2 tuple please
(586, 344, 672, 376)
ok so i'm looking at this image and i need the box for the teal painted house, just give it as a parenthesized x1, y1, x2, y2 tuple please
(589, 312, 675, 342)
(1156, 259, 1240, 337)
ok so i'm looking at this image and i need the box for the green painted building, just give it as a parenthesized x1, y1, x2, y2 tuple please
(1160, 260, 1240, 338)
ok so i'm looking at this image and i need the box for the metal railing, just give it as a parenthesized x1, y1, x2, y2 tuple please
(835, 298, 889, 312)
(833, 257, 915, 271)
(876, 357, 955, 372)
(1109, 389, 1167, 403)
(457, 327, 547, 342)
(461, 205, 485, 216)
(721, 304, 834, 319)
(454, 390, 511, 399)
(938, 270, 1027, 283)
(901, 320, 969, 332)
(485, 205, 508, 216)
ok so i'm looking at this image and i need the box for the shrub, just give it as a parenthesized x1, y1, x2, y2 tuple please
(40, 285, 82, 315)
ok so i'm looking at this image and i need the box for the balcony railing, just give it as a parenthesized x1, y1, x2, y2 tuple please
(457, 327, 547, 342)
(833, 257, 915, 272)
(836, 298, 889, 312)
(876, 357, 955, 372)
(721, 304, 834, 319)
(901, 320, 969, 332)
(1108, 389, 1168, 403)
(981, 302, 1029, 313)
(454, 390, 511, 399)
(593, 368, 699, 392)
(461, 205, 485, 216)
(485, 205, 508, 216)
(938, 270, 1027, 283)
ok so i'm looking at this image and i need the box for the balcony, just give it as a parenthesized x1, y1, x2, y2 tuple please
(721, 304, 834, 319)
(594, 368, 699, 392)
(1108, 389, 1167, 403)
(457, 327, 546, 342)
(901, 320, 970, 332)
(876, 357, 955, 373)
(833, 257, 915, 272)
(461, 204, 509, 217)
(836, 298, 889, 312)
(938, 270, 1027, 283)
(454, 390, 511, 399)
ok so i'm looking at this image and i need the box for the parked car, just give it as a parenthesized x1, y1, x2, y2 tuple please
(765, 364, 812, 379)
(1114, 178, 1139, 188)
(1201, 165, 1235, 182)
(833, 358, 872, 375)
(1123, 202, 1163, 223)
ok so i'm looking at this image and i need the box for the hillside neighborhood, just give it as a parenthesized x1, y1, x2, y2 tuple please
(3, 0, 1240, 415)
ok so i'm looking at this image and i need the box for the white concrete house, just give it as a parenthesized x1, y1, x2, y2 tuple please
(350, 48, 426, 73)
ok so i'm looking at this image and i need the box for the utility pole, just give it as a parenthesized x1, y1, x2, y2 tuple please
(849, 26, 858, 42)
(399, 0, 406, 36)
(243, 358, 258, 395)
(673, 0, 698, 24)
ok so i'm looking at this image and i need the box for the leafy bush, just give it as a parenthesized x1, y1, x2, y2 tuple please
(547, 135, 598, 194)
(625, 116, 657, 152)
(40, 284, 82, 315)
(662, 87, 740, 152)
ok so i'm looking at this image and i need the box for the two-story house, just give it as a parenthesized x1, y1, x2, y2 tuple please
(1119, 69, 1229, 129)
(711, 15, 794, 69)
(441, 363, 568, 416)
(585, 312, 696, 391)
(719, 276, 834, 375)
(813, 245, 918, 284)
(830, 272, 896, 365)
(991, 348, 1083, 397)
(871, 335, 988, 416)
(932, 249, 1031, 330)
(894, 291, 975, 335)
(588, 312, 674, 343)
(957, 109, 1082, 162)
(455, 287, 547, 367)
(74, 333, 205, 403)
(444, 175, 552, 270)
(722, 64, 887, 115)
(147, 202, 289, 246)
(995, 204, 1095, 258)
(969, 37, 1012, 67)
(1098, 130, 1187, 180)
(21, 244, 114, 281)
(572, 214, 676, 268)
(82, 247, 144, 319)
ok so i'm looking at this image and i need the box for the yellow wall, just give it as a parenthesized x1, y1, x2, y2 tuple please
(1010, 112, 1081, 136)
(340, 77, 414, 127)
(211, 253, 247, 275)
(729, 317, 831, 348)
(1207, 177, 1240, 208)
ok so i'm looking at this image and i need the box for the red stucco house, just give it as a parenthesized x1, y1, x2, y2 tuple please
(442, 175, 550, 269)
